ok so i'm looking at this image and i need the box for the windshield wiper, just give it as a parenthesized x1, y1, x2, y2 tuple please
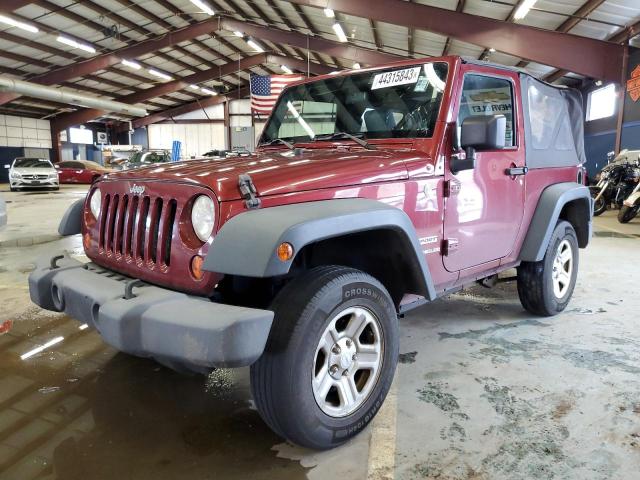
(315, 132, 376, 150)
(259, 138, 295, 150)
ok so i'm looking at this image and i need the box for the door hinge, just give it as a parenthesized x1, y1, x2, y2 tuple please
(442, 238, 459, 256)
(444, 179, 461, 197)
(238, 174, 261, 209)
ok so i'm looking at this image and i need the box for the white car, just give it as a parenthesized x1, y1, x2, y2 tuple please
(0, 195, 6, 228)
(8, 157, 59, 191)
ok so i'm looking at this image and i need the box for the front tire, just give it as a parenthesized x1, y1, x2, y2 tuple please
(517, 221, 579, 316)
(592, 195, 607, 216)
(250, 266, 398, 449)
(618, 205, 638, 223)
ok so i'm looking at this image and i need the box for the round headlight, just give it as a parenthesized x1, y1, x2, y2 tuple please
(191, 195, 215, 242)
(90, 188, 101, 219)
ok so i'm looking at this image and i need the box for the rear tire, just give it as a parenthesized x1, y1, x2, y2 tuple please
(250, 266, 398, 449)
(517, 221, 579, 316)
(618, 205, 638, 223)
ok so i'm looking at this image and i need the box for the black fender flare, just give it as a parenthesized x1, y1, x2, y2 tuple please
(204, 198, 437, 300)
(519, 182, 593, 262)
(58, 198, 84, 236)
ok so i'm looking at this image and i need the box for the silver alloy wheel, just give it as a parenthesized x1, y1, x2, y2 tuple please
(312, 306, 384, 418)
(552, 239, 573, 299)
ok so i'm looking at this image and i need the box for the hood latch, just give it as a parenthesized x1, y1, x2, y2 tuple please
(238, 174, 261, 209)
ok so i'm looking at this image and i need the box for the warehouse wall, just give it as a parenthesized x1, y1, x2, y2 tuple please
(148, 123, 226, 158)
(583, 47, 640, 177)
(0, 115, 53, 182)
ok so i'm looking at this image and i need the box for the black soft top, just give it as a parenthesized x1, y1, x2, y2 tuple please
(462, 58, 586, 169)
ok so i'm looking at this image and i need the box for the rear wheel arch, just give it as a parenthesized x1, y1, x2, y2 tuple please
(519, 182, 592, 262)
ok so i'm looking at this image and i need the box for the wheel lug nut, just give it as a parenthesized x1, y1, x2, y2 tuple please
(342, 369, 349, 376)
(330, 364, 339, 374)
(346, 339, 352, 347)
(352, 354, 357, 361)
(332, 345, 341, 354)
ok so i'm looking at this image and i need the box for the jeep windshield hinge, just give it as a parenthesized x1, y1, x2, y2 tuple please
(238, 174, 261, 209)
(444, 179, 461, 197)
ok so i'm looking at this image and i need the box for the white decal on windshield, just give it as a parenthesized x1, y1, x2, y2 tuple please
(371, 67, 421, 90)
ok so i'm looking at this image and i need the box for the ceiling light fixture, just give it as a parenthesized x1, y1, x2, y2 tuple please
(201, 87, 218, 95)
(233, 31, 244, 37)
(324, 8, 335, 18)
(57, 35, 96, 53)
(489, 47, 496, 53)
(353, 63, 361, 69)
(121, 59, 141, 70)
(332, 22, 348, 43)
(190, 0, 215, 16)
(514, 0, 537, 20)
(0, 14, 38, 33)
(148, 68, 173, 81)
(190, 84, 200, 90)
(281, 65, 293, 74)
(246, 38, 264, 53)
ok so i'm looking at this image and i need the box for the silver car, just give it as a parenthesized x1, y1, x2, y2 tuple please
(8, 157, 59, 191)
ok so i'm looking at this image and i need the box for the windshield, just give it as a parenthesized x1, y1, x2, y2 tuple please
(13, 158, 53, 168)
(261, 62, 449, 145)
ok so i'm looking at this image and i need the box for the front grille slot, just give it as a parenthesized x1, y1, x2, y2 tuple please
(162, 200, 177, 266)
(134, 196, 150, 261)
(105, 195, 119, 254)
(148, 198, 163, 264)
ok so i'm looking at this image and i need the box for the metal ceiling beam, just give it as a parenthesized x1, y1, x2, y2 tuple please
(286, 0, 624, 82)
(4, 0, 32, 10)
(219, 18, 400, 66)
(52, 54, 269, 131)
(515, 0, 605, 70)
(442, 0, 466, 56)
(55, 55, 333, 130)
(132, 55, 333, 129)
(545, 16, 640, 82)
(0, 17, 220, 107)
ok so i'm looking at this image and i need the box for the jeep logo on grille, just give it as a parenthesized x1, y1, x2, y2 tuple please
(129, 185, 145, 195)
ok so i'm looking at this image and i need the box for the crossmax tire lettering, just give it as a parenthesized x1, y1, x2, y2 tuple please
(250, 266, 398, 449)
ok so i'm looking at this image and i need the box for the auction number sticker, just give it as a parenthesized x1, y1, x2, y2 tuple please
(371, 67, 421, 90)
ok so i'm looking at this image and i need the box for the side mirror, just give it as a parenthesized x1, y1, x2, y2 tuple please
(3, 165, 9, 169)
(461, 114, 506, 151)
(450, 115, 506, 175)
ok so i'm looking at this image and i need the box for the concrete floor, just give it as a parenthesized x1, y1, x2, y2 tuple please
(0, 184, 639, 480)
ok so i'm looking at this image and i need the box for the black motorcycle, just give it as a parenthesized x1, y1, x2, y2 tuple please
(590, 152, 640, 216)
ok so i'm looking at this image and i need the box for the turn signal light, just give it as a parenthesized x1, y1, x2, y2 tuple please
(277, 242, 294, 262)
(83, 233, 91, 250)
(191, 255, 205, 280)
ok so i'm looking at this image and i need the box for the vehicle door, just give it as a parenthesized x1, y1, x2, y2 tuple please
(56, 162, 76, 183)
(442, 68, 526, 272)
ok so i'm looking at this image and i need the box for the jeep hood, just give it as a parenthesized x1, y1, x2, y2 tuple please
(103, 148, 414, 201)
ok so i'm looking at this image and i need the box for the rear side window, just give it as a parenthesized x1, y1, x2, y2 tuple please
(458, 74, 515, 147)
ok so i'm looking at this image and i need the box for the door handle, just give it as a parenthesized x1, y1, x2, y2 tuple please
(505, 166, 528, 176)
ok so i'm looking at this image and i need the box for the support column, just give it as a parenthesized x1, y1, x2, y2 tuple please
(615, 44, 630, 155)
(50, 125, 62, 164)
(224, 100, 231, 150)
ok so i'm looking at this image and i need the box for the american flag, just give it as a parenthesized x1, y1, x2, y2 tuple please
(250, 73, 305, 115)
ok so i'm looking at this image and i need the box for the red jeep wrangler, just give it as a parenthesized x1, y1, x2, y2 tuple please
(30, 56, 592, 449)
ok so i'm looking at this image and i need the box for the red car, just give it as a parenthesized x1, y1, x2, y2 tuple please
(31, 56, 592, 449)
(56, 160, 113, 184)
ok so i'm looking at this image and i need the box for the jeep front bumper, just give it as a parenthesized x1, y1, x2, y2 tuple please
(28, 253, 274, 369)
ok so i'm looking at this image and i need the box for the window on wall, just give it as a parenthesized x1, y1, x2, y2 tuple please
(586, 84, 616, 121)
